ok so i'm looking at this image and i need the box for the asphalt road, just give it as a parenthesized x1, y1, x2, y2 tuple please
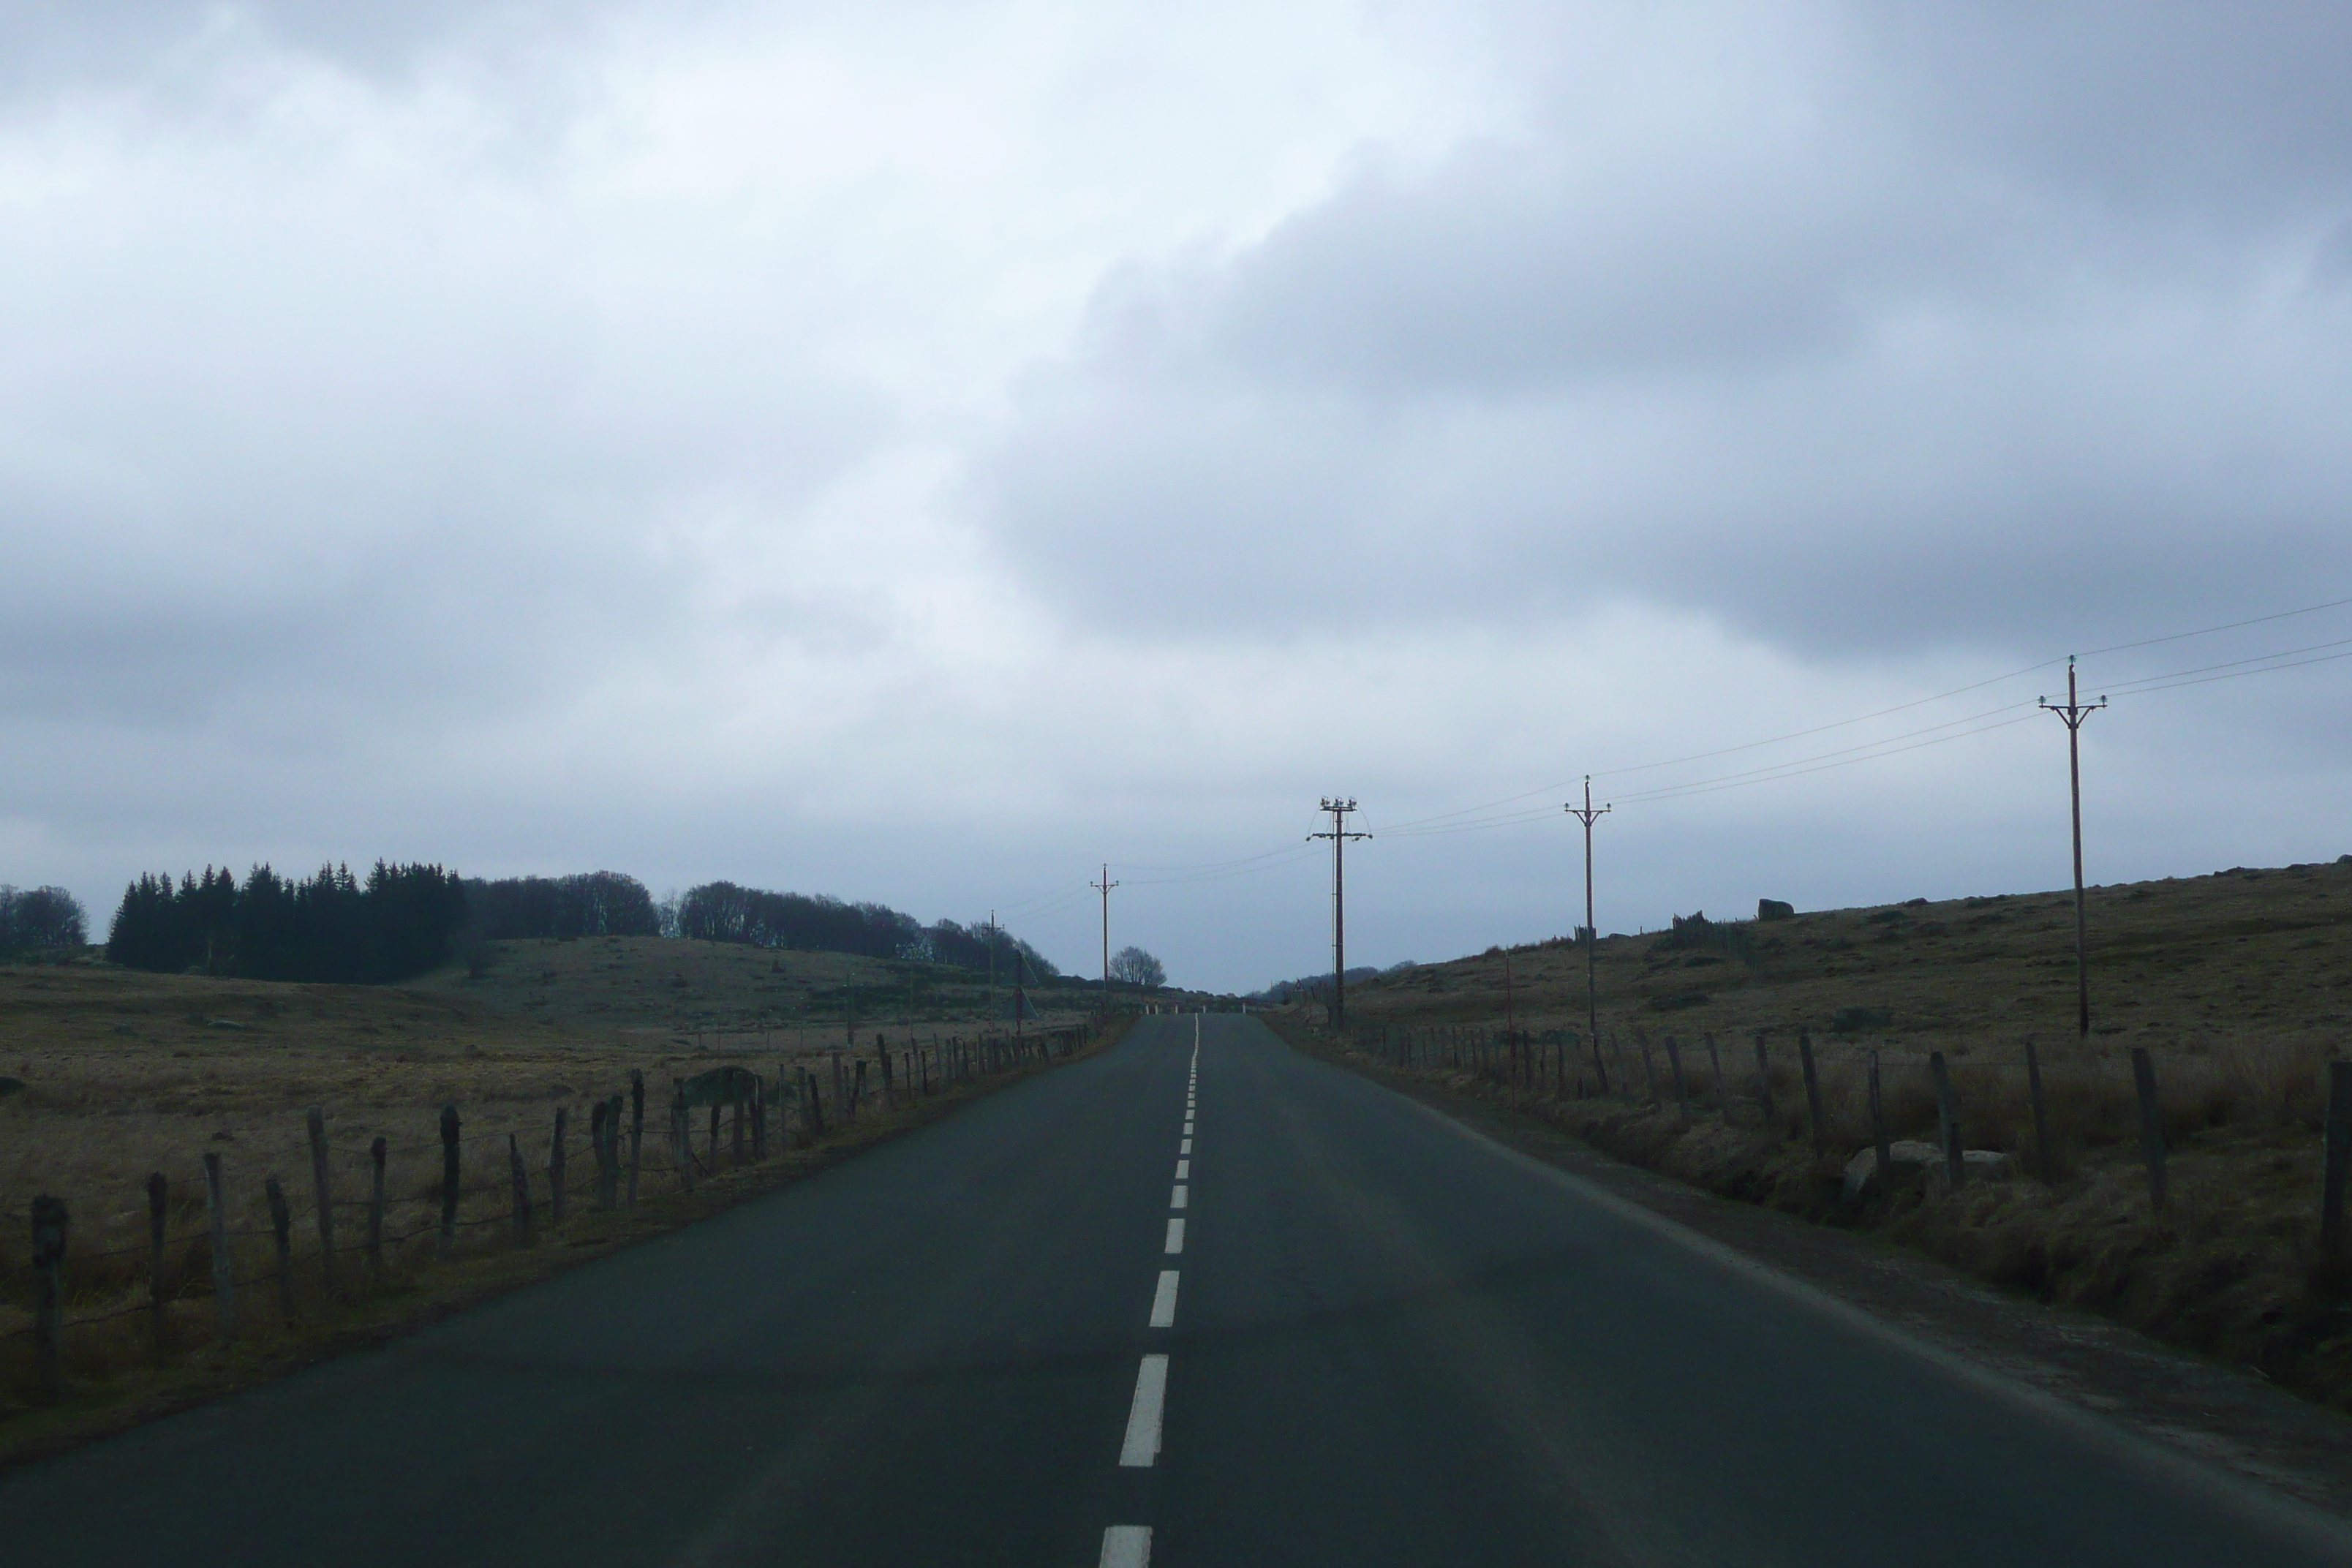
(4, 1014, 2348, 1565)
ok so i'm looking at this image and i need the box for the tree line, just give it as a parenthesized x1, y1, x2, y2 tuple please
(674, 880, 1060, 980)
(106, 863, 467, 983)
(466, 871, 660, 939)
(95, 862, 1060, 986)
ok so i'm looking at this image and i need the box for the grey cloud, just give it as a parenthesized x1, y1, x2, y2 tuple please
(980, 2, 2352, 655)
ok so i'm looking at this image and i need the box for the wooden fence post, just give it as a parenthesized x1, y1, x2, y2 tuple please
(146, 1172, 168, 1360)
(1639, 1041, 1661, 1108)
(366, 1137, 387, 1276)
(32, 1194, 69, 1399)
(627, 1071, 645, 1207)
(306, 1106, 336, 1298)
(265, 1177, 295, 1322)
(549, 1107, 568, 1227)
(439, 1104, 461, 1259)
(730, 1092, 745, 1167)
(1753, 1032, 1774, 1124)
(1664, 1036, 1689, 1120)
(2131, 1047, 2167, 1215)
(203, 1151, 235, 1339)
(2321, 1061, 2352, 1264)
(1798, 1029, 1826, 1154)
(1705, 1034, 1724, 1112)
(1868, 1049, 1890, 1195)
(508, 1134, 534, 1247)
(751, 1077, 766, 1161)
(673, 1082, 696, 1192)
(1929, 1051, 1963, 1192)
(2024, 1037, 2055, 1181)
(589, 1099, 610, 1209)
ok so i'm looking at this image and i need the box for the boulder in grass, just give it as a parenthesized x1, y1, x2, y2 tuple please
(1757, 898, 1795, 921)
(1842, 1139, 1942, 1199)
(1844, 1141, 2014, 1199)
(1928, 1149, 2014, 1192)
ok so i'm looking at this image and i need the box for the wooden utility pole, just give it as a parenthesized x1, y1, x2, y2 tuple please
(1308, 799, 1370, 1029)
(2039, 657, 2107, 1039)
(987, 909, 998, 1021)
(1566, 777, 1612, 1090)
(1091, 867, 1119, 1019)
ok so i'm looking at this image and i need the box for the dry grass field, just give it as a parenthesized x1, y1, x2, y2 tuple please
(1291, 856, 2352, 1409)
(0, 936, 1106, 1439)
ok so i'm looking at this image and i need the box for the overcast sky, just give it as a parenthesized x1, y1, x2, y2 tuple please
(4, 1, 2349, 992)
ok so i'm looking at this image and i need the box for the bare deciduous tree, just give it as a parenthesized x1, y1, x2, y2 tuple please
(1109, 945, 1166, 989)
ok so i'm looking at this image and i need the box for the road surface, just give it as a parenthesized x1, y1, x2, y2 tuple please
(3, 1014, 2346, 1564)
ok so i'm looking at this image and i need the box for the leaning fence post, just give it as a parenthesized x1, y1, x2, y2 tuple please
(1868, 1050, 1890, 1196)
(2131, 1047, 2167, 1215)
(1752, 1032, 1774, 1123)
(32, 1194, 69, 1399)
(366, 1137, 387, 1276)
(1929, 1051, 1963, 1192)
(265, 1177, 295, 1322)
(2321, 1062, 2352, 1264)
(147, 1172, 169, 1360)
(627, 1071, 645, 1206)
(1640, 1041, 1661, 1108)
(203, 1151, 235, 1339)
(549, 1107, 568, 1227)
(306, 1106, 336, 1298)
(508, 1134, 534, 1247)
(1664, 1036, 1689, 1121)
(1705, 1035, 1724, 1112)
(439, 1104, 461, 1259)
(1798, 1029, 1826, 1154)
(2024, 1037, 2055, 1181)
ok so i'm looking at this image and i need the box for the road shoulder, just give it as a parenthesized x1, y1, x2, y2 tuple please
(1296, 1034, 2352, 1522)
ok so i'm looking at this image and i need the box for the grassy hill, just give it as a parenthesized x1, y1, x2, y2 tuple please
(1333, 856, 2352, 1052)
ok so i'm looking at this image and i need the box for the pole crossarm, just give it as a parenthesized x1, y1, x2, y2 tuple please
(1308, 797, 1370, 1028)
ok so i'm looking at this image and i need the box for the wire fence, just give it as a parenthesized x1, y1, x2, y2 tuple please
(1319, 1011, 2352, 1251)
(0, 1021, 1102, 1404)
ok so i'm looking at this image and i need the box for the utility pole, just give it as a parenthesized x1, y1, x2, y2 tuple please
(987, 909, 997, 1021)
(1566, 777, 1611, 1090)
(1308, 799, 1371, 1030)
(1014, 943, 1028, 1042)
(2039, 657, 2107, 1039)
(1092, 865, 1119, 1019)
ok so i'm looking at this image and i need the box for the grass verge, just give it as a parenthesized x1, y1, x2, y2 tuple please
(0, 1013, 1131, 1467)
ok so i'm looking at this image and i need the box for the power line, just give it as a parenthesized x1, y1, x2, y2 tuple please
(1371, 590, 2352, 837)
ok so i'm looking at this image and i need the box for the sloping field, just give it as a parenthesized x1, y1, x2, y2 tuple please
(1297, 856, 2352, 1409)
(1343, 856, 2352, 1048)
(0, 937, 1101, 1435)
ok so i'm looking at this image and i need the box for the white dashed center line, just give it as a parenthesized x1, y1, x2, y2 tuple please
(1164, 1217, 1184, 1254)
(1179, 1137, 1191, 1155)
(1174, 1159, 1189, 1179)
(1150, 1269, 1179, 1327)
(1120, 1354, 1169, 1466)
(1100, 1525, 1152, 1567)
(1169, 1184, 1188, 1209)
